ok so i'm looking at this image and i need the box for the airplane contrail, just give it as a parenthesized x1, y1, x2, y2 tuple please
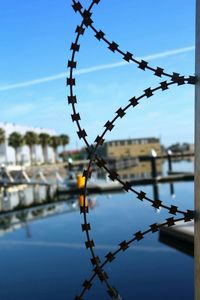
(0, 46, 194, 92)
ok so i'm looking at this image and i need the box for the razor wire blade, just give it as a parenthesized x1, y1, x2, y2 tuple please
(67, 1, 196, 298)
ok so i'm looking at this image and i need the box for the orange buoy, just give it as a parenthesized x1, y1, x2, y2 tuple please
(77, 174, 85, 188)
(79, 195, 88, 207)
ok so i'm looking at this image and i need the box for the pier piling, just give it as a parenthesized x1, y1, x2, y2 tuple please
(150, 149, 157, 181)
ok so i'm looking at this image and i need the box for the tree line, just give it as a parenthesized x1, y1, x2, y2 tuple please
(0, 128, 69, 165)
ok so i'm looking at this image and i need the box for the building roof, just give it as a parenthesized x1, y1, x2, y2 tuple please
(104, 137, 160, 145)
(0, 122, 57, 137)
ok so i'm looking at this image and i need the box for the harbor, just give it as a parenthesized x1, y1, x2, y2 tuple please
(1, 0, 199, 297)
(0, 155, 195, 255)
(0, 165, 194, 299)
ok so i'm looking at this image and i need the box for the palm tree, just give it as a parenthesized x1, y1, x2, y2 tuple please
(39, 133, 50, 164)
(0, 128, 7, 164)
(24, 131, 39, 165)
(0, 128, 5, 145)
(8, 132, 24, 164)
(50, 136, 61, 163)
(60, 134, 69, 151)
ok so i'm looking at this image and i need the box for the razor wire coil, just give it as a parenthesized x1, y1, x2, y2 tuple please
(67, 1, 196, 298)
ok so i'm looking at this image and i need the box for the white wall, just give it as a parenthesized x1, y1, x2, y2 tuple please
(0, 122, 57, 165)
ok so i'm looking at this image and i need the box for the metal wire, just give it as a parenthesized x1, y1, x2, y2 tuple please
(67, 1, 196, 298)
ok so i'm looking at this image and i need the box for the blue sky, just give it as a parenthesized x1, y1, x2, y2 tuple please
(0, 0, 195, 149)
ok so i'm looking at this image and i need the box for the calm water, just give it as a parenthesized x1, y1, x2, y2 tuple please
(0, 161, 194, 299)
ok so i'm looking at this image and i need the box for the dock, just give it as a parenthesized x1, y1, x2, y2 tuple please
(159, 220, 194, 256)
(58, 179, 122, 194)
(57, 173, 194, 195)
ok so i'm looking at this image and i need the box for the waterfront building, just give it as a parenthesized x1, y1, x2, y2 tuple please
(97, 137, 162, 160)
(0, 122, 57, 166)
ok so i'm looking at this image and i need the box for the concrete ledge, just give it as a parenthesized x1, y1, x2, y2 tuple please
(159, 221, 194, 256)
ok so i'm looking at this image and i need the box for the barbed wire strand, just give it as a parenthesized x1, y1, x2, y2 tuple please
(68, 1, 195, 298)
(72, 0, 196, 83)
(68, 70, 194, 216)
(69, 1, 122, 298)
(75, 216, 192, 299)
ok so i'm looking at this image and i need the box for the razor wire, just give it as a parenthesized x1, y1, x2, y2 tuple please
(71, 0, 196, 83)
(75, 216, 192, 299)
(67, 1, 196, 299)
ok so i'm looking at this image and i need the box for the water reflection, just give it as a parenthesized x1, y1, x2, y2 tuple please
(0, 160, 194, 299)
(0, 186, 74, 236)
(0, 166, 193, 300)
(0, 184, 100, 240)
(116, 160, 163, 180)
(115, 159, 194, 206)
(1, 159, 193, 235)
(0, 185, 55, 211)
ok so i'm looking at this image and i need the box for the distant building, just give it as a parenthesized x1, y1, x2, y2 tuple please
(97, 137, 162, 160)
(59, 149, 84, 161)
(0, 122, 57, 166)
(167, 142, 194, 154)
